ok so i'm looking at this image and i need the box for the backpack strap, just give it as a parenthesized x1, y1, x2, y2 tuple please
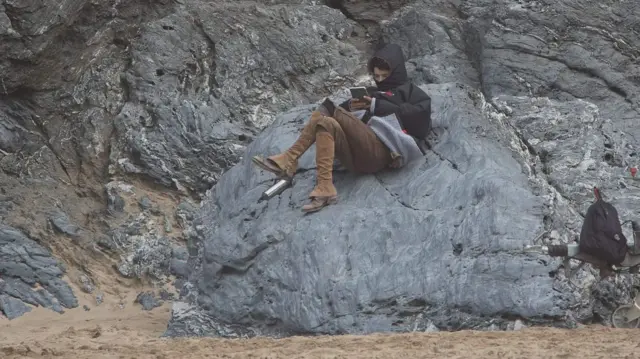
(593, 186, 611, 218)
(593, 186, 602, 201)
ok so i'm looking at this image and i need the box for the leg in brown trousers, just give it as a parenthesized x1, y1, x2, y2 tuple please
(252, 105, 392, 213)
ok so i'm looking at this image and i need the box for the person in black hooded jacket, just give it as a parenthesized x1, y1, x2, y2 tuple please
(341, 43, 432, 139)
(252, 43, 431, 213)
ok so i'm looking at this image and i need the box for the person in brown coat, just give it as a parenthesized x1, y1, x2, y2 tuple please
(252, 44, 431, 213)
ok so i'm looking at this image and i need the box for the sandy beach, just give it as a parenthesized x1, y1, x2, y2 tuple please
(1, 292, 637, 359)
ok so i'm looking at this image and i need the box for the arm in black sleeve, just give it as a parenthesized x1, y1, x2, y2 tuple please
(397, 86, 431, 118)
(371, 97, 400, 116)
(396, 86, 432, 138)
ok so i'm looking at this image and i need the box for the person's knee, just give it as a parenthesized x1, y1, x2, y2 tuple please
(308, 111, 326, 126)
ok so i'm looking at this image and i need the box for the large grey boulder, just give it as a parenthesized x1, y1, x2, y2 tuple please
(165, 82, 630, 337)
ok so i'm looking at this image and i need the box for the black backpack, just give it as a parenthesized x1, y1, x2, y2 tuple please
(578, 187, 628, 265)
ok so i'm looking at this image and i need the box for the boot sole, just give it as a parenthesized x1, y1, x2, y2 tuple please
(301, 197, 337, 213)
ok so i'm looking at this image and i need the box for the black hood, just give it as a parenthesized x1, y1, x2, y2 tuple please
(367, 43, 408, 91)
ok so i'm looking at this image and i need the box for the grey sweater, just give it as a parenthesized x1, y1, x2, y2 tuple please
(350, 109, 423, 167)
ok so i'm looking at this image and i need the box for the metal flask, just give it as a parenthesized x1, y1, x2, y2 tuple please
(259, 178, 292, 202)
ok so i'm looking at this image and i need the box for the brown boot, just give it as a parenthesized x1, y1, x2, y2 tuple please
(302, 196, 338, 213)
(252, 112, 324, 178)
(303, 130, 338, 213)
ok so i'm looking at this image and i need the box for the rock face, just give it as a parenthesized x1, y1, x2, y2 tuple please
(113, 2, 362, 193)
(166, 0, 640, 337)
(1, 0, 640, 332)
(1, 0, 362, 194)
(0, 225, 77, 319)
(0, 0, 365, 319)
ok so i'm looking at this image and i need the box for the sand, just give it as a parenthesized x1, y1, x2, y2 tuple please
(1, 292, 639, 359)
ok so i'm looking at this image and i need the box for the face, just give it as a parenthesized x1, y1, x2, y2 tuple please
(372, 67, 391, 83)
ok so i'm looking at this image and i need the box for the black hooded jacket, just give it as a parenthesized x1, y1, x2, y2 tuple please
(339, 44, 432, 139)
